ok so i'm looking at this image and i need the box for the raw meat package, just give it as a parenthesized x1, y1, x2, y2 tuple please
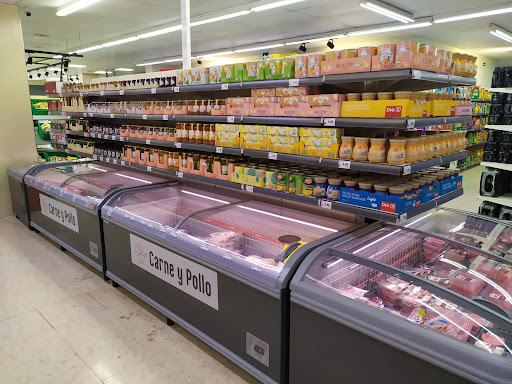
(471, 256, 512, 284)
(375, 276, 409, 304)
(443, 249, 470, 263)
(449, 270, 487, 298)
(423, 237, 448, 261)
(426, 312, 474, 342)
(400, 286, 432, 314)
(479, 284, 512, 311)
(475, 330, 510, 356)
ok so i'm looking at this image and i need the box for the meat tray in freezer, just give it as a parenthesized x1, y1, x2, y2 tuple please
(101, 181, 362, 384)
(290, 222, 512, 384)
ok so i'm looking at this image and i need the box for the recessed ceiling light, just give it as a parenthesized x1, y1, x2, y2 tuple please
(137, 25, 182, 39)
(489, 23, 512, 44)
(135, 61, 166, 66)
(94, 70, 112, 74)
(57, 0, 104, 17)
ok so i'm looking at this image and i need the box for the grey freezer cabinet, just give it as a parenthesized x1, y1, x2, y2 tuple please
(290, 220, 512, 384)
(24, 160, 168, 272)
(101, 182, 362, 384)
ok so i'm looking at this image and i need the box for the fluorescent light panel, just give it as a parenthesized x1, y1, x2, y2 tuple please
(103, 36, 139, 47)
(285, 34, 346, 45)
(57, 0, 103, 16)
(94, 70, 112, 74)
(190, 10, 250, 27)
(348, 21, 432, 36)
(360, 1, 414, 23)
(234, 43, 284, 53)
(251, 0, 305, 12)
(434, 6, 512, 23)
(69, 64, 87, 68)
(490, 24, 512, 44)
(115, 68, 135, 71)
(137, 25, 182, 39)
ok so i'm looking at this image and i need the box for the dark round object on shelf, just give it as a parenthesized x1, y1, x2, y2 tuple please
(278, 235, 302, 244)
(492, 92, 506, 104)
(483, 142, 498, 153)
(499, 142, 512, 153)
(488, 115, 502, 125)
(490, 103, 504, 115)
(482, 151, 497, 162)
(504, 104, 512, 115)
(501, 132, 512, 143)
(486, 130, 501, 142)
(503, 114, 512, 126)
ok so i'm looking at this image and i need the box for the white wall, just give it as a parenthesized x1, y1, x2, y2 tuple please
(0, 3, 37, 217)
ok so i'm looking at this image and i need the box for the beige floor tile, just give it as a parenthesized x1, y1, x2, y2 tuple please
(0, 329, 100, 384)
(443, 165, 483, 213)
(56, 301, 187, 381)
(38, 293, 106, 328)
(0, 310, 52, 348)
(0, 215, 24, 226)
(87, 286, 128, 309)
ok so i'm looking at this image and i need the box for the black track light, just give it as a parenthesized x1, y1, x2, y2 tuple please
(26, 56, 33, 65)
(54, 69, 58, 75)
(28, 73, 33, 79)
(327, 39, 334, 49)
(197, 59, 202, 65)
(37, 73, 41, 78)
(64, 68, 68, 73)
(64, 60, 69, 68)
(299, 43, 307, 53)
(45, 71, 49, 77)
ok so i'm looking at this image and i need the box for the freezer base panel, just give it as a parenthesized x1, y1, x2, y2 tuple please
(30, 222, 103, 272)
(289, 302, 474, 384)
(106, 271, 278, 384)
(8, 177, 30, 227)
(27, 187, 104, 269)
(103, 221, 284, 384)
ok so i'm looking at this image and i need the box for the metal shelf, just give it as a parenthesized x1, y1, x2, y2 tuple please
(485, 125, 512, 132)
(454, 98, 492, 102)
(465, 142, 485, 148)
(478, 193, 512, 207)
(33, 115, 69, 120)
(472, 113, 488, 117)
(481, 162, 512, 172)
(459, 161, 481, 170)
(333, 115, 471, 129)
(490, 88, 512, 93)
(465, 128, 486, 132)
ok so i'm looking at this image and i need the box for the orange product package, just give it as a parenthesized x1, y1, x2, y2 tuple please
(340, 49, 358, 59)
(325, 50, 341, 61)
(377, 44, 396, 64)
(307, 54, 324, 77)
(357, 46, 377, 57)
(295, 55, 308, 78)
(396, 41, 418, 63)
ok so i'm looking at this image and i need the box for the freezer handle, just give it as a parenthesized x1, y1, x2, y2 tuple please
(276, 242, 302, 263)
(472, 297, 512, 320)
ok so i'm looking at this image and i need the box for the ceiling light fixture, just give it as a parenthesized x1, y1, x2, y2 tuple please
(490, 23, 512, 44)
(285, 34, 346, 45)
(94, 71, 113, 74)
(115, 68, 135, 71)
(102, 36, 139, 47)
(360, 0, 414, 23)
(347, 21, 432, 36)
(135, 61, 165, 66)
(137, 25, 182, 39)
(251, 0, 305, 12)
(44, 71, 49, 77)
(434, 6, 512, 23)
(37, 73, 41, 78)
(234, 43, 284, 53)
(299, 42, 307, 52)
(28, 73, 33, 79)
(26, 56, 32, 65)
(56, 0, 103, 17)
(327, 39, 334, 49)
(69, 64, 87, 68)
(197, 51, 234, 59)
(73, 45, 103, 54)
(190, 10, 251, 27)
(52, 55, 63, 59)
(54, 69, 59, 75)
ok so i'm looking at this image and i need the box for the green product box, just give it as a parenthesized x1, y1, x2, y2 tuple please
(221, 63, 245, 83)
(265, 58, 295, 80)
(31, 99, 49, 115)
(243, 61, 267, 81)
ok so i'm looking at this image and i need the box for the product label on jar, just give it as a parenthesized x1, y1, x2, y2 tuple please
(130, 234, 219, 310)
(39, 194, 79, 233)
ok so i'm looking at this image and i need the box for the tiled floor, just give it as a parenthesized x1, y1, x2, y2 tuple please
(0, 166, 484, 384)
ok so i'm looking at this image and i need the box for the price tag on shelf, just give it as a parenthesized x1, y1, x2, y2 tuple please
(177, 172, 184, 178)
(411, 70, 422, 80)
(79, 92, 84, 97)
(216, 147, 223, 154)
(320, 200, 332, 209)
(113, 159, 118, 164)
(245, 185, 254, 193)
(61, 111, 66, 116)
(399, 213, 408, 223)
(403, 165, 411, 175)
(227, 116, 235, 123)
(84, 132, 90, 137)
(106, 157, 110, 162)
(221, 83, 229, 90)
(91, 133, 96, 138)
(119, 90, 125, 95)
(151, 88, 157, 94)
(200, 244, 210, 251)
(289, 79, 300, 87)
(121, 160, 126, 166)
(83, 113, 87, 117)
(338, 160, 351, 169)
(222, 254, 233, 260)
(268, 152, 278, 160)
(142, 115, 148, 120)
(89, 113, 94, 117)
(163, 115, 169, 121)
(146, 139, 151, 145)
(65, 149, 69, 153)
(110, 114, 115, 119)
(100, 91, 105, 96)
(120, 136, 125, 141)
(407, 119, 416, 128)
(146, 166, 152, 171)
(174, 87, 180, 93)
(175, 142, 182, 148)
(99, 156, 104, 161)
(111, 135, 116, 140)
(324, 118, 336, 127)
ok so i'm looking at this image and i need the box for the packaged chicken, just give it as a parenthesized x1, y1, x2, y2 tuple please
(449, 270, 487, 298)
(471, 256, 512, 284)
(479, 284, 512, 311)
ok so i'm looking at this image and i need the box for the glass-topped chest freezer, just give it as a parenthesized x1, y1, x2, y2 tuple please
(24, 160, 169, 272)
(289, 220, 512, 384)
(402, 208, 512, 261)
(101, 181, 362, 384)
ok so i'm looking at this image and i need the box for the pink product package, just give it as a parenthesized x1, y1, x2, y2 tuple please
(400, 286, 432, 314)
(375, 276, 409, 303)
(426, 312, 474, 342)
(479, 284, 512, 311)
(449, 271, 487, 298)
(471, 256, 512, 285)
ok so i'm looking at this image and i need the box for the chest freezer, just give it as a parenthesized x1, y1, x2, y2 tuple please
(290, 222, 512, 384)
(24, 160, 169, 272)
(101, 182, 362, 384)
(402, 208, 512, 261)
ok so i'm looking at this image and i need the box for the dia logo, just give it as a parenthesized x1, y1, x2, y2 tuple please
(135, 244, 147, 264)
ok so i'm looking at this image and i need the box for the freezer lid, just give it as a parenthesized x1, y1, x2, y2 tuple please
(292, 223, 512, 373)
(7, 163, 40, 182)
(402, 208, 512, 261)
(102, 182, 244, 239)
(175, 199, 358, 288)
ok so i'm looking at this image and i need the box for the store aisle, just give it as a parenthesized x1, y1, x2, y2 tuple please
(442, 165, 483, 213)
(0, 216, 258, 384)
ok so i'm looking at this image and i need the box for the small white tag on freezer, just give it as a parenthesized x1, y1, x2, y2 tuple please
(216, 147, 223, 154)
(289, 79, 299, 87)
(324, 118, 335, 126)
(177, 172, 184, 178)
(268, 152, 278, 160)
(338, 160, 351, 169)
(221, 83, 229, 90)
(227, 116, 235, 123)
(246, 185, 254, 193)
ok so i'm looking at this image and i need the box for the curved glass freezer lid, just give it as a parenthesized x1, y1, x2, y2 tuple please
(176, 200, 356, 276)
(402, 208, 512, 261)
(301, 225, 512, 358)
(28, 162, 119, 187)
(103, 183, 244, 230)
(7, 163, 40, 181)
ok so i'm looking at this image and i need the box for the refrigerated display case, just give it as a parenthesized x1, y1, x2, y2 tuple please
(24, 160, 169, 272)
(101, 182, 362, 384)
(290, 222, 512, 384)
(402, 208, 512, 261)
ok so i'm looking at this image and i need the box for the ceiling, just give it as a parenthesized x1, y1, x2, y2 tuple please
(4, 0, 512, 76)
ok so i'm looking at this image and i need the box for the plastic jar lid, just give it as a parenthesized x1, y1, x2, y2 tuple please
(344, 180, 358, 187)
(388, 186, 405, 194)
(377, 92, 394, 100)
(328, 178, 342, 185)
(413, 178, 427, 186)
(370, 137, 387, 144)
(341, 136, 355, 141)
(358, 182, 373, 189)
(394, 91, 412, 100)
(398, 184, 412, 192)
(314, 176, 328, 183)
(362, 92, 377, 100)
(407, 181, 420, 189)
(374, 184, 389, 191)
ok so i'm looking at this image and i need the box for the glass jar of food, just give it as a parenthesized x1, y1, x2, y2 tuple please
(209, 124, 216, 145)
(347, 93, 361, 101)
(373, 184, 388, 195)
(313, 176, 328, 198)
(361, 93, 377, 101)
(424, 136, 434, 159)
(368, 138, 387, 162)
(388, 185, 405, 199)
(220, 158, 229, 175)
(416, 136, 427, 161)
(395, 91, 412, 100)
(199, 100, 207, 115)
(387, 138, 406, 164)
(203, 125, 211, 145)
(326, 178, 342, 200)
(188, 123, 196, 144)
(377, 92, 393, 100)
(358, 182, 373, 193)
(405, 138, 418, 163)
(339, 136, 355, 159)
(182, 123, 190, 143)
(352, 137, 369, 161)
(344, 179, 358, 190)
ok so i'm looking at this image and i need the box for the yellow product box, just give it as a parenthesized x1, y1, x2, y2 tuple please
(341, 100, 411, 118)
(268, 142, 304, 154)
(239, 125, 267, 134)
(215, 123, 240, 133)
(408, 101, 431, 118)
(241, 133, 268, 142)
(301, 136, 340, 147)
(217, 131, 239, 141)
(240, 137, 270, 151)
(431, 100, 457, 116)
(269, 135, 301, 146)
(300, 144, 340, 158)
(215, 137, 240, 148)
(231, 170, 266, 187)
(266, 126, 299, 136)
(299, 127, 342, 138)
